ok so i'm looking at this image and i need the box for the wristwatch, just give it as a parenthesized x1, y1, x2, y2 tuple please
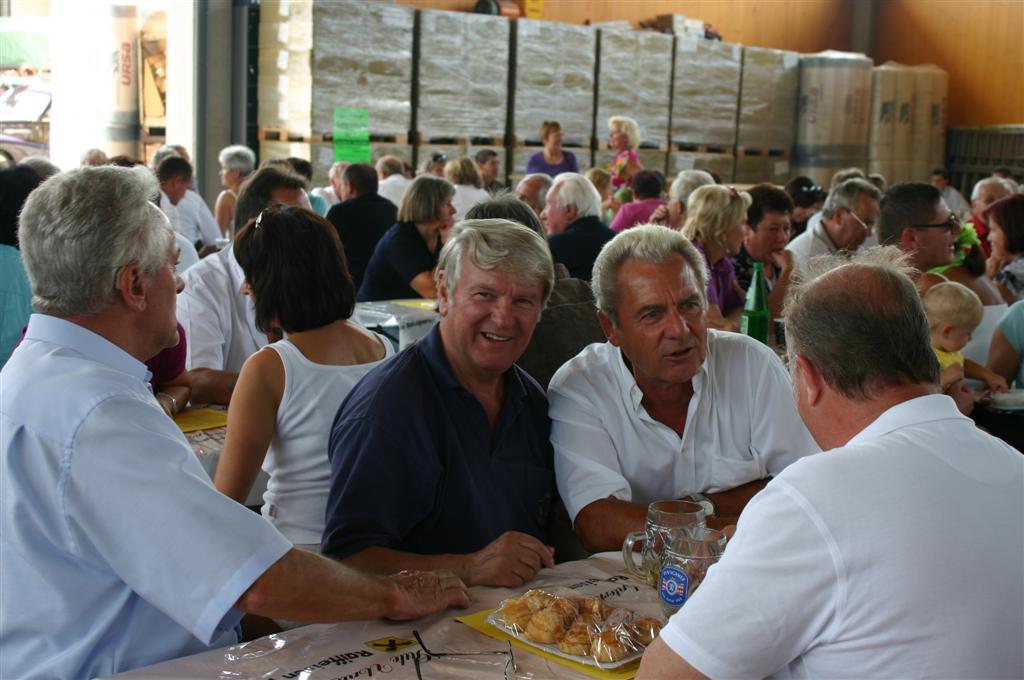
(682, 492, 716, 518)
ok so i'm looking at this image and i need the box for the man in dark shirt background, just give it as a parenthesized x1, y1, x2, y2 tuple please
(542, 173, 615, 281)
(326, 164, 397, 290)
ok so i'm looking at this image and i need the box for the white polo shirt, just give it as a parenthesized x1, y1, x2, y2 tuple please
(786, 213, 837, 272)
(660, 394, 1023, 678)
(548, 331, 819, 522)
(161, 189, 222, 246)
(177, 246, 266, 372)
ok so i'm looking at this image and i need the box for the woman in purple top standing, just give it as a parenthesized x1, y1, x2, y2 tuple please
(682, 185, 751, 332)
(525, 121, 579, 177)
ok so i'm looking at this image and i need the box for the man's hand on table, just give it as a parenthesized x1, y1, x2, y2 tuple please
(385, 569, 470, 620)
(464, 531, 555, 587)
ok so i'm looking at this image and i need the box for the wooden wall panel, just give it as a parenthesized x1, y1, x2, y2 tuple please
(874, 0, 1023, 126)
(397, 0, 852, 53)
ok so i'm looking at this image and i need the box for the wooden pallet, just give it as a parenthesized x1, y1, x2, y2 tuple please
(673, 142, 733, 155)
(511, 137, 590, 149)
(414, 133, 506, 146)
(258, 128, 409, 144)
(736, 146, 792, 159)
(596, 140, 670, 152)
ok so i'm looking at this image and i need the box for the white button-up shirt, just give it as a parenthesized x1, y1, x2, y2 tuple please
(177, 246, 266, 372)
(161, 189, 222, 246)
(786, 212, 837, 272)
(548, 331, 819, 521)
(377, 174, 411, 209)
(0, 315, 291, 678)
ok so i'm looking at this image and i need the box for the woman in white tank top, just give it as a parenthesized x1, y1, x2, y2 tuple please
(215, 207, 393, 548)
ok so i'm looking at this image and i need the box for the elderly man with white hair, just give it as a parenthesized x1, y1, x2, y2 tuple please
(786, 177, 881, 270)
(516, 172, 553, 218)
(968, 176, 1012, 257)
(638, 248, 1022, 679)
(548, 226, 818, 552)
(0, 166, 469, 679)
(311, 160, 349, 208)
(541, 172, 616, 281)
(650, 169, 715, 229)
(323, 219, 558, 587)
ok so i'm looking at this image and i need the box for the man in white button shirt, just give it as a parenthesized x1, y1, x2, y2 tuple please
(548, 225, 818, 551)
(177, 165, 310, 404)
(0, 166, 469, 679)
(376, 154, 411, 209)
(152, 144, 222, 250)
(786, 177, 881, 271)
(638, 248, 1022, 680)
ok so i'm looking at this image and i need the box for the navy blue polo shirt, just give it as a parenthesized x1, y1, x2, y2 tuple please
(546, 215, 615, 282)
(321, 324, 555, 559)
(356, 221, 438, 302)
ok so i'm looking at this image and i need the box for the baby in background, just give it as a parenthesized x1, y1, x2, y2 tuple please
(923, 282, 1009, 395)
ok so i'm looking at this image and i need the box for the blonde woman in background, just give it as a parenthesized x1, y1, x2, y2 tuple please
(444, 156, 490, 219)
(214, 145, 256, 236)
(607, 115, 644, 197)
(682, 185, 752, 331)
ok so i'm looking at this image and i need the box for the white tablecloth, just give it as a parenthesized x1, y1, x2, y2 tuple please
(112, 553, 661, 679)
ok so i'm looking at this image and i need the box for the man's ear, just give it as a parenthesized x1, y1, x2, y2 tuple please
(566, 204, 579, 223)
(597, 309, 619, 346)
(899, 226, 917, 252)
(116, 263, 148, 312)
(794, 354, 825, 407)
(436, 270, 450, 316)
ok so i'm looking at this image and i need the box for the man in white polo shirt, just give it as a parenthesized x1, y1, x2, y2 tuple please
(638, 248, 1023, 679)
(548, 225, 818, 551)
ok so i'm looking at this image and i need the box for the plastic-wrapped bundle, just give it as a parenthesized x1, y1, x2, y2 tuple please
(737, 46, 799, 151)
(668, 151, 734, 183)
(793, 50, 873, 187)
(311, 1, 414, 136)
(256, 0, 314, 133)
(671, 38, 742, 148)
(869, 62, 917, 185)
(596, 28, 673, 147)
(911, 65, 948, 181)
(513, 19, 595, 146)
(417, 10, 510, 139)
(734, 155, 791, 185)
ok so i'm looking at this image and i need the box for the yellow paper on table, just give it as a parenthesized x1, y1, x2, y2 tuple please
(390, 298, 438, 311)
(173, 408, 228, 433)
(457, 608, 640, 680)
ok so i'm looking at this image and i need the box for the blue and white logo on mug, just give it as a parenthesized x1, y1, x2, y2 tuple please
(659, 565, 689, 607)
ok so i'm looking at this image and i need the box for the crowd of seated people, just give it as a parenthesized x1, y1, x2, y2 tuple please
(1, 135, 1022, 680)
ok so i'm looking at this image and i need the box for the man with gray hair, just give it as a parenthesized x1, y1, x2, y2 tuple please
(639, 248, 1022, 679)
(541, 172, 615, 281)
(516, 172, 553, 218)
(311, 160, 349, 208)
(323, 219, 559, 587)
(376, 154, 411, 208)
(548, 225, 818, 552)
(0, 166, 469, 679)
(786, 177, 881, 270)
(968, 176, 1011, 256)
(650, 169, 715, 229)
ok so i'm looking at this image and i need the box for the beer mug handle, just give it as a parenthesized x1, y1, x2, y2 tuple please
(622, 531, 647, 578)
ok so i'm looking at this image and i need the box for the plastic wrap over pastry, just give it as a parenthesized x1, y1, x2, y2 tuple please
(513, 19, 595, 146)
(671, 38, 742, 147)
(736, 46, 799, 151)
(417, 10, 510, 139)
(311, 1, 414, 136)
(596, 28, 673, 148)
(494, 588, 662, 667)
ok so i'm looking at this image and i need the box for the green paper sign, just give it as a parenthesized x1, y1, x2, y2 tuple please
(333, 107, 371, 163)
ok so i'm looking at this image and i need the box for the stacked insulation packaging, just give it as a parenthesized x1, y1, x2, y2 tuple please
(734, 46, 800, 185)
(596, 27, 673, 149)
(670, 37, 742, 183)
(868, 62, 916, 185)
(257, 1, 414, 184)
(911, 65, 948, 181)
(511, 19, 595, 176)
(793, 50, 873, 187)
(416, 10, 510, 140)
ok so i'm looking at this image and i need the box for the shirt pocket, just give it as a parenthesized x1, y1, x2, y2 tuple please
(705, 450, 764, 493)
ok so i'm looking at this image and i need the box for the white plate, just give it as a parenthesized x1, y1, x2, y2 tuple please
(484, 611, 643, 670)
(990, 389, 1024, 411)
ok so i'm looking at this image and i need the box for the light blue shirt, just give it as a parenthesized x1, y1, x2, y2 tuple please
(997, 300, 1024, 388)
(0, 244, 31, 366)
(0, 314, 292, 679)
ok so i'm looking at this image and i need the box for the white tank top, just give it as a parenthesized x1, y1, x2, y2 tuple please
(261, 334, 394, 545)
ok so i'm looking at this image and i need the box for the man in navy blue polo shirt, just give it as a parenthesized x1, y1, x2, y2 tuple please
(322, 219, 558, 587)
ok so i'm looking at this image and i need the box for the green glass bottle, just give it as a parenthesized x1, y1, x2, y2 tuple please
(741, 262, 770, 345)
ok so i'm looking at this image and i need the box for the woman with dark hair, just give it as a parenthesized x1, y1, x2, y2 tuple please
(526, 120, 579, 178)
(215, 207, 393, 548)
(985, 194, 1024, 303)
(783, 176, 824, 239)
(357, 175, 456, 301)
(0, 165, 42, 365)
(609, 170, 666, 232)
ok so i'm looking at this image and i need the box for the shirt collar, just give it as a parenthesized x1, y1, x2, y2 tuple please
(226, 247, 247, 295)
(566, 215, 606, 232)
(612, 341, 709, 415)
(23, 314, 151, 382)
(846, 393, 968, 447)
(420, 323, 528, 404)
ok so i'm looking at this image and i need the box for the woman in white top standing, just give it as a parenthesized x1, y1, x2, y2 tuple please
(444, 156, 490, 219)
(215, 206, 393, 549)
